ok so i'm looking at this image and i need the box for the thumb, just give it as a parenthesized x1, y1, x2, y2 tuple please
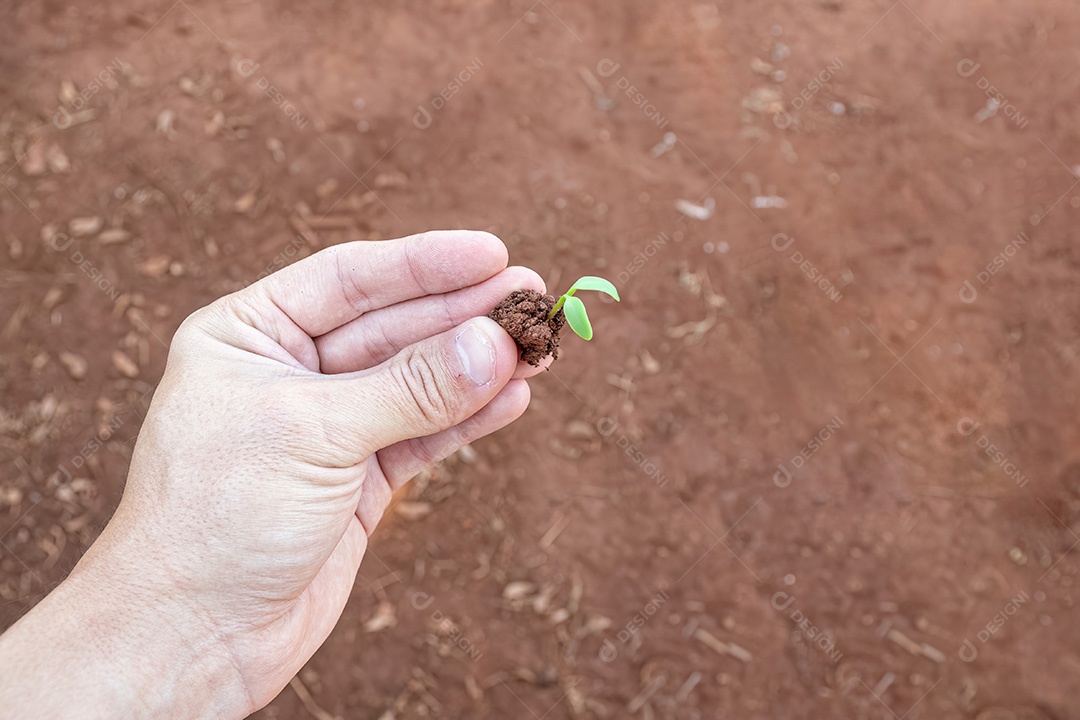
(330, 317, 520, 454)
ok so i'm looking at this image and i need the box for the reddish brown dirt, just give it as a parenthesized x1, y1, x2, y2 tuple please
(3, 1, 1080, 718)
(489, 289, 564, 366)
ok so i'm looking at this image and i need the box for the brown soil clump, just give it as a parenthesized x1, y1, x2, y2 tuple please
(488, 290, 565, 367)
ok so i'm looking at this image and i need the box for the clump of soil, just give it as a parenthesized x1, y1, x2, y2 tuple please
(488, 289, 565, 367)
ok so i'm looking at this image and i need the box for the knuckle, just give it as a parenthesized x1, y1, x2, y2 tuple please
(333, 245, 371, 312)
(169, 305, 215, 358)
(393, 348, 457, 427)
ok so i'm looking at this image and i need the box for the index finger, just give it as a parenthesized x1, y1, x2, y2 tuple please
(249, 230, 509, 338)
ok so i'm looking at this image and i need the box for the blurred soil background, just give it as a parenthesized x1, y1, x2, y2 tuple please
(2, 0, 1080, 717)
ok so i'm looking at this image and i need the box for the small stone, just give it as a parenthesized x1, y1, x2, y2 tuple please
(69, 216, 103, 237)
(267, 138, 285, 162)
(750, 58, 775, 76)
(46, 144, 70, 173)
(156, 109, 176, 138)
(502, 581, 536, 601)
(111, 350, 139, 378)
(138, 255, 172, 277)
(234, 191, 257, 213)
(565, 420, 595, 440)
(58, 352, 87, 380)
(457, 444, 478, 464)
(19, 141, 47, 176)
(363, 602, 397, 633)
(741, 87, 783, 115)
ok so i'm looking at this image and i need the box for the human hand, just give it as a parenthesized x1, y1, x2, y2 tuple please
(0, 231, 545, 718)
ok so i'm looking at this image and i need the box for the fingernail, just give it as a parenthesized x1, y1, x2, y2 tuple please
(456, 320, 497, 385)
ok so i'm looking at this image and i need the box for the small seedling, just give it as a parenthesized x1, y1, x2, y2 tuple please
(547, 276, 620, 341)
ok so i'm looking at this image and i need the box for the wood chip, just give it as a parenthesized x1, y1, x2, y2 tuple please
(539, 511, 570, 549)
(676, 671, 702, 702)
(69, 216, 103, 237)
(627, 674, 666, 713)
(98, 228, 131, 245)
(58, 352, 87, 380)
(395, 501, 433, 521)
(41, 287, 64, 310)
(725, 641, 753, 663)
(886, 628, 923, 656)
(111, 350, 139, 378)
(920, 642, 946, 663)
(693, 628, 752, 662)
(288, 676, 335, 720)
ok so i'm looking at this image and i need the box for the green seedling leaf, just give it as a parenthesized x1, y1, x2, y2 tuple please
(569, 276, 620, 302)
(562, 296, 593, 340)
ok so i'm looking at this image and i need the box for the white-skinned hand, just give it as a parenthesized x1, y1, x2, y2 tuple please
(0, 230, 547, 718)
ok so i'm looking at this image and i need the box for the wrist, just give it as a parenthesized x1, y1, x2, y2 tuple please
(0, 529, 252, 719)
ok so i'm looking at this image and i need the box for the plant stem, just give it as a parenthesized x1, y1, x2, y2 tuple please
(547, 290, 575, 319)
